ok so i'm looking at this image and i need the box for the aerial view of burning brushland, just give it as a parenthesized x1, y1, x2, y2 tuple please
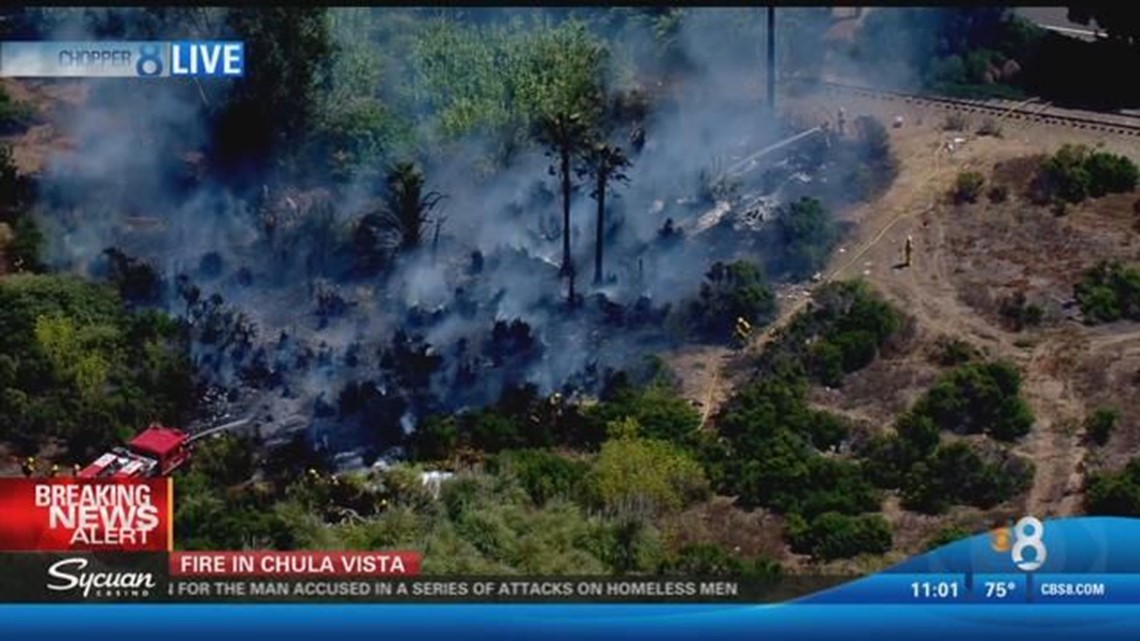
(1, 7, 1139, 575)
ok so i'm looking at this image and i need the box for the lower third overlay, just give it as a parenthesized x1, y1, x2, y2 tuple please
(1, 552, 830, 603)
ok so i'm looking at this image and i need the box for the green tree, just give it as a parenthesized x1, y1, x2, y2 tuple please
(213, 8, 335, 173)
(590, 420, 710, 517)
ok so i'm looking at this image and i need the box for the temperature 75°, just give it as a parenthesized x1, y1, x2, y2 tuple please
(984, 581, 1017, 599)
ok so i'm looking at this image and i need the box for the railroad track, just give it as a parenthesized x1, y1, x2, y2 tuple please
(817, 80, 1140, 138)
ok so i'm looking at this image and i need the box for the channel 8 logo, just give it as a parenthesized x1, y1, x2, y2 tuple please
(136, 44, 163, 77)
(991, 516, 1047, 571)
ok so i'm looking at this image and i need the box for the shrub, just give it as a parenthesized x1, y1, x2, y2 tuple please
(1086, 459, 1140, 517)
(999, 292, 1044, 331)
(953, 171, 985, 204)
(912, 361, 1035, 441)
(686, 260, 777, 343)
(931, 337, 978, 366)
(901, 441, 1033, 514)
(1086, 407, 1119, 447)
(787, 512, 893, 561)
(1075, 261, 1140, 324)
(1036, 144, 1138, 204)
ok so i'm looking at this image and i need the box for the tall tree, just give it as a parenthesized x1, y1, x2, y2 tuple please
(381, 161, 444, 252)
(579, 142, 631, 285)
(535, 111, 591, 277)
(213, 8, 335, 177)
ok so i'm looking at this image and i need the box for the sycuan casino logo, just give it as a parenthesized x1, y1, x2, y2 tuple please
(0, 479, 172, 552)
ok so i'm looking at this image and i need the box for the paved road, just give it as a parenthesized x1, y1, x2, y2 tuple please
(1015, 7, 1103, 41)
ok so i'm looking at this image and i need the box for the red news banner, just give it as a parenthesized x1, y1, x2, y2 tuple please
(0, 478, 172, 551)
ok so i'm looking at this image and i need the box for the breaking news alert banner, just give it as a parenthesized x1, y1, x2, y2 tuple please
(7, 481, 1140, 637)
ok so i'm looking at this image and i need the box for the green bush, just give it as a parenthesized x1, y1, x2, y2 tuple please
(661, 542, 782, 579)
(1086, 459, 1140, 517)
(787, 512, 892, 561)
(1086, 407, 1119, 447)
(1075, 261, 1140, 324)
(488, 450, 591, 505)
(685, 260, 777, 343)
(953, 171, 985, 204)
(1037, 145, 1138, 204)
(901, 441, 1033, 514)
(771, 197, 838, 280)
(911, 361, 1034, 441)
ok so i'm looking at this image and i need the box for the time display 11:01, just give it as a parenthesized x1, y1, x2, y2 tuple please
(911, 581, 961, 599)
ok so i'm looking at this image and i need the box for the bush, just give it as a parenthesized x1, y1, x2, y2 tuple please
(1086, 407, 1119, 447)
(999, 292, 1044, 331)
(488, 450, 591, 505)
(590, 425, 710, 516)
(1075, 261, 1140, 324)
(1036, 145, 1138, 204)
(911, 361, 1035, 441)
(759, 280, 901, 388)
(1086, 459, 1140, 517)
(901, 441, 1033, 514)
(931, 337, 979, 366)
(953, 171, 985, 204)
(661, 542, 782, 579)
(686, 260, 777, 343)
(787, 512, 893, 561)
(770, 197, 838, 280)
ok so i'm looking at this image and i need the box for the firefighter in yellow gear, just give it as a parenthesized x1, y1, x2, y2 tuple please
(904, 235, 914, 267)
(21, 457, 35, 478)
(72, 463, 81, 477)
(734, 317, 753, 347)
(49, 464, 59, 478)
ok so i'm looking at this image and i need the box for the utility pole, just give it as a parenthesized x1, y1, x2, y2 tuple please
(767, 6, 776, 112)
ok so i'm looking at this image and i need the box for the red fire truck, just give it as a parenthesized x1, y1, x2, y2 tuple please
(77, 419, 249, 479)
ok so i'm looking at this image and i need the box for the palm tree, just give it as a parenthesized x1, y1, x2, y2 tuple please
(579, 142, 631, 285)
(381, 161, 444, 252)
(535, 111, 591, 277)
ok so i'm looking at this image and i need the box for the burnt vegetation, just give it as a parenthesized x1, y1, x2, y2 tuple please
(0, 6, 1079, 572)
